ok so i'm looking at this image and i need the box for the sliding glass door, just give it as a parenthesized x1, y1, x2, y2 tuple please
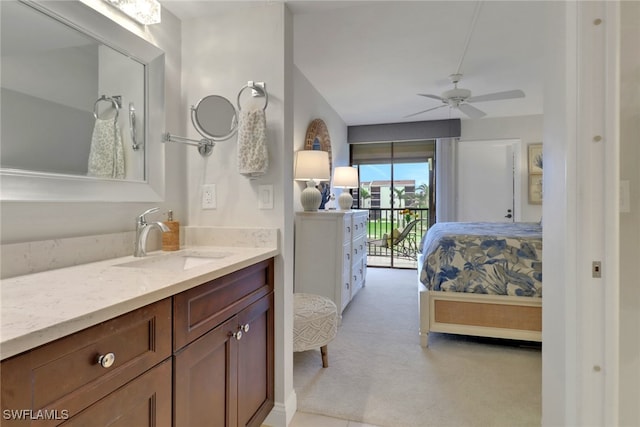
(352, 141, 435, 269)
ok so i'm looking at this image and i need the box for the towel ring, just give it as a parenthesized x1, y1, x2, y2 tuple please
(94, 95, 121, 121)
(237, 83, 268, 112)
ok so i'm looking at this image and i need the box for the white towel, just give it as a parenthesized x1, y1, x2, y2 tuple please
(87, 118, 125, 179)
(237, 109, 268, 177)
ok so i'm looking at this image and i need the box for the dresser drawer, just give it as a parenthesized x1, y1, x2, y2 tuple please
(353, 234, 367, 259)
(342, 217, 353, 243)
(352, 214, 368, 238)
(1, 299, 172, 424)
(174, 259, 274, 350)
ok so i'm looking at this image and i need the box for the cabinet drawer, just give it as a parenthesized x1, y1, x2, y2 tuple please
(342, 243, 352, 272)
(1, 299, 172, 424)
(353, 234, 367, 259)
(64, 359, 172, 427)
(174, 258, 274, 350)
(352, 216, 367, 238)
(342, 218, 353, 242)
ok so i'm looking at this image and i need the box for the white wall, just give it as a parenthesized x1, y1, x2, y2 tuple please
(461, 114, 543, 222)
(179, 4, 295, 424)
(0, 2, 186, 244)
(619, 1, 640, 424)
(293, 65, 348, 211)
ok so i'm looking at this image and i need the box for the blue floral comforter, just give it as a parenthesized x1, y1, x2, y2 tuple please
(418, 222, 542, 297)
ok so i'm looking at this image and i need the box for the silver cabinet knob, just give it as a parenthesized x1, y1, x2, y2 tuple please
(231, 324, 250, 340)
(97, 352, 116, 368)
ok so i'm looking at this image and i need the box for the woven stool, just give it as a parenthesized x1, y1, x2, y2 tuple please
(293, 293, 338, 368)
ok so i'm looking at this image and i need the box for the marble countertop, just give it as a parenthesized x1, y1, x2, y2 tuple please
(0, 245, 278, 360)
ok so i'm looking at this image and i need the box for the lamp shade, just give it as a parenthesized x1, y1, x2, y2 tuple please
(333, 166, 359, 188)
(294, 150, 330, 182)
(333, 166, 359, 210)
(294, 150, 330, 211)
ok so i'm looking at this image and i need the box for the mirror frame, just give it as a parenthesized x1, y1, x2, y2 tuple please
(0, 0, 165, 202)
(191, 95, 238, 141)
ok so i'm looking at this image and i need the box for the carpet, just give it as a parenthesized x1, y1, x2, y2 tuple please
(293, 268, 542, 427)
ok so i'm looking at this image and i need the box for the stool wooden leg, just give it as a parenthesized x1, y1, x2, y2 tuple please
(321, 345, 329, 368)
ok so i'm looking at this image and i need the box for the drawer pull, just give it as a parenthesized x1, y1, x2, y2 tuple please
(241, 323, 250, 333)
(232, 330, 243, 340)
(97, 352, 116, 369)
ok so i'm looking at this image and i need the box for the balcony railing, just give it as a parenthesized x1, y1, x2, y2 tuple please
(365, 208, 430, 268)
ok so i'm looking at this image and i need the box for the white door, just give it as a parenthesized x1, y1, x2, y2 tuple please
(456, 139, 518, 222)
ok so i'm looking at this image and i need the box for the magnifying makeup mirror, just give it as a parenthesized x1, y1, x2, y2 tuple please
(191, 95, 238, 141)
(163, 94, 237, 157)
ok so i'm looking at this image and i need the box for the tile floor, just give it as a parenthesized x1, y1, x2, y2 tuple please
(289, 412, 380, 427)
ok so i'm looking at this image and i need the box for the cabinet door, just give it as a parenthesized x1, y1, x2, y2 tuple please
(237, 293, 274, 427)
(64, 359, 172, 427)
(174, 316, 238, 427)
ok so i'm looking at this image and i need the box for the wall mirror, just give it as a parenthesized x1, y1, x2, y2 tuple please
(304, 119, 333, 209)
(191, 95, 238, 140)
(0, 0, 165, 202)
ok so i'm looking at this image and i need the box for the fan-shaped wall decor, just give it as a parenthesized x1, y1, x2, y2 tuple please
(304, 119, 332, 173)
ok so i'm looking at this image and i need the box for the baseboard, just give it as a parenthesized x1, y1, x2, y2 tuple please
(263, 390, 297, 427)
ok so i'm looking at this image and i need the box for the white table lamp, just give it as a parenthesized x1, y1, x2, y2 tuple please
(294, 150, 331, 211)
(333, 166, 359, 210)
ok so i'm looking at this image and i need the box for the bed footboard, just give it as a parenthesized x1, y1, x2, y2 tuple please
(418, 287, 542, 347)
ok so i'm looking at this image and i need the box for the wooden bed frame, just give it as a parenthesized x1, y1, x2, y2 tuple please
(418, 281, 542, 348)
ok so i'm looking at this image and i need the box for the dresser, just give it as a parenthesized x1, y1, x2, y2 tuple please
(294, 210, 368, 314)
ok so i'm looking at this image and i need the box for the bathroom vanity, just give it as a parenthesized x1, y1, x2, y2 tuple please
(0, 246, 277, 427)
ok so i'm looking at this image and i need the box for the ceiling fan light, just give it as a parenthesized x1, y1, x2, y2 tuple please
(442, 88, 471, 100)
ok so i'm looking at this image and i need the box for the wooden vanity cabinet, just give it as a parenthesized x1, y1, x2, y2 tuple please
(173, 259, 275, 427)
(0, 299, 172, 426)
(0, 258, 275, 427)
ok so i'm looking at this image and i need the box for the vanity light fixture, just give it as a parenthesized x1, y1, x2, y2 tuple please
(294, 150, 330, 212)
(333, 166, 359, 210)
(106, 0, 161, 25)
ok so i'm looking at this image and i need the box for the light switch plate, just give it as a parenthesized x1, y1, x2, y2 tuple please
(202, 184, 216, 209)
(258, 185, 273, 209)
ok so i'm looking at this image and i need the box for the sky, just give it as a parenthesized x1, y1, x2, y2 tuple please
(359, 163, 429, 189)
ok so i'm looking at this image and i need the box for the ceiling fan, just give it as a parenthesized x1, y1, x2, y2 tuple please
(406, 2, 524, 120)
(406, 73, 525, 119)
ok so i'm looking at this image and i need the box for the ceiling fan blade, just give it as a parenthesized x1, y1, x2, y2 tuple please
(404, 104, 447, 118)
(458, 103, 486, 119)
(466, 89, 525, 103)
(417, 93, 444, 102)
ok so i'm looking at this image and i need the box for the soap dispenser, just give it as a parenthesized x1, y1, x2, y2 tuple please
(162, 210, 180, 251)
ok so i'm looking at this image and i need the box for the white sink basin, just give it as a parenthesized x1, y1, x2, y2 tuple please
(115, 250, 232, 271)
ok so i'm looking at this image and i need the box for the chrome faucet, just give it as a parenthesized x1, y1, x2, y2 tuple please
(134, 207, 170, 257)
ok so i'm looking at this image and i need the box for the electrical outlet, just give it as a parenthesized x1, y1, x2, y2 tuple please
(202, 184, 216, 209)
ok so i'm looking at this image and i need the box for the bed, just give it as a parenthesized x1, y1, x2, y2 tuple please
(417, 221, 542, 347)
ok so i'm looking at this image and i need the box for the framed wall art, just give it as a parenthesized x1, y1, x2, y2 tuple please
(528, 143, 543, 174)
(528, 143, 543, 204)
